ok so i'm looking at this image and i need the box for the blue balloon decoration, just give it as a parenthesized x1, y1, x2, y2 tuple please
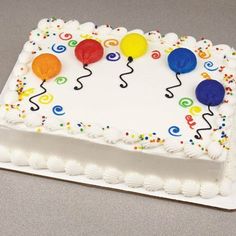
(195, 80, 225, 106)
(168, 48, 197, 74)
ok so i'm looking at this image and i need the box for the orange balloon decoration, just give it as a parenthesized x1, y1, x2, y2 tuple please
(32, 53, 61, 80)
(30, 53, 61, 111)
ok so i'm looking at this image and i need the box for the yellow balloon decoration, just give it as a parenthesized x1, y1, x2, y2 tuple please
(32, 53, 61, 80)
(118, 33, 148, 88)
(120, 33, 148, 59)
(30, 53, 62, 111)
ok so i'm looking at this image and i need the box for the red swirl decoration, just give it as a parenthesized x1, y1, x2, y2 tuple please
(59, 32, 73, 41)
(151, 50, 161, 59)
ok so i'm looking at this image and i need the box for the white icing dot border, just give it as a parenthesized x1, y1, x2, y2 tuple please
(0, 145, 234, 199)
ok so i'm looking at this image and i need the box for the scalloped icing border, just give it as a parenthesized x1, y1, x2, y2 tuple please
(0, 145, 234, 199)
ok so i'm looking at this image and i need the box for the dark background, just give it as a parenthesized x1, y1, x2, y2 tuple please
(0, 0, 236, 235)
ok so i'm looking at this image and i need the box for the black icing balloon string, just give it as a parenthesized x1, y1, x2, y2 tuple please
(165, 48, 197, 98)
(194, 104, 214, 139)
(194, 79, 225, 140)
(74, 39, 104, 91)
(165, 72, 181, 98)
(74, 64, 92, 90)
(119, 56, 133, 88)
(119, 33, 148, 88)
(29, 79, 46, 111)
(29, 53, 61, 111)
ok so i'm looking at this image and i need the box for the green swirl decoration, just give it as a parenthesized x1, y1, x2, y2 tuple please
(179, 97, 193, 108)
(68, 40, 78, 47)
(55, 76, 67, 85)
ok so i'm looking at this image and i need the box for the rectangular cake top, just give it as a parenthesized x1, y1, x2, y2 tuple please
(0, 18, 236, 161)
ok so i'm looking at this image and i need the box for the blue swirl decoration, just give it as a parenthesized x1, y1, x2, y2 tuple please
(51, 44, 66, 53)
(52, 105, 65, 116)
(204, 61, 218, 71)
(106, 52, 121, 61)
(168, 126, 182, 137)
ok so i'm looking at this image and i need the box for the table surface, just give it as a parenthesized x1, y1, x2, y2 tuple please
(0, 0, 236, 235)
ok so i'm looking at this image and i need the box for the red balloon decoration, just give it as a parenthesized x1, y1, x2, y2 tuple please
(74, 39, 104, 91)
(75, 39, 104, 65)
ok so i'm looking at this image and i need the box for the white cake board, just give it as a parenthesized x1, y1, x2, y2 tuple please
(1, 162, 236, 211)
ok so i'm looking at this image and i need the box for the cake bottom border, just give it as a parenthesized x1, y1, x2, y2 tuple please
(0, 162, 235, 211)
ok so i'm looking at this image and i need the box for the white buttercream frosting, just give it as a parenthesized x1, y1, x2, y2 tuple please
(200, 182, 219, 199)
(184, 143, 204, 159)
(218, 104, 234, 117)
(23, 41, 38, 53)
(97, 25, 112, 35)
(10, 149, 29, 166)
(182, 180, 200, 197)
(86, 124, 103, 138)
(0, 106, 5, 119)
(112, 27, 127, 36)
(44, 117, 63, 131)
(129, 29, 144, 35)
(67, 122, 85, 135)
(195, 39, 213, 50)
(164, 33, 178, 44)
(103, 128, 122, 144)
(225, 94, 236, 105)
(103, 168, 123, 184)
(227, 59, 236, 69)
(51, 19, 65, 30)
(122, 131, 140, 144)
(65, 160, 83, 176)
(65, 20, 80, 30)
(29, 29, 43, 42)
(79, 22, 95, 33)
(8, 78, 18, 91)
(28, 152, 47, 169)
(0, 145, 11, 162)
(143, 175, 163, 191)
(179, 36, 196, 49)
(164, 139, 183, 153)
(3, 91, 19, 104)
(18, 52, 33, 64)
(38, 18, 52, 31)
(84, 164, 103, 180)
(145, 31, 161, 42)
(4, 109, 23, 124)
(47, 156, 65, 172)
(225, 163, 236, 181)
(219, 178, 232, 196)
(0, 18, 236, 201)
(13, 64, 28, 77)
(24, 113, 42, 128)
(125, 173, 144, 188)
(207, 142, 223, 160)
(164, 179, 181, 195)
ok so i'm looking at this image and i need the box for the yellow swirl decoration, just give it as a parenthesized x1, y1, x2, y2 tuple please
(19, 88, 35, 101)
(103, 39, 119, 48)
(189, 106, 202, 115)
(198, 50, 211, 59)
(201, 72, 211, 80)
(38, 93, 54, 104)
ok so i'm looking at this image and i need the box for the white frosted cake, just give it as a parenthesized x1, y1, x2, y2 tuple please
(0, 18, 236, 199)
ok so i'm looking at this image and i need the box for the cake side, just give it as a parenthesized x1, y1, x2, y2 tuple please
(0, 18, 236, 198)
